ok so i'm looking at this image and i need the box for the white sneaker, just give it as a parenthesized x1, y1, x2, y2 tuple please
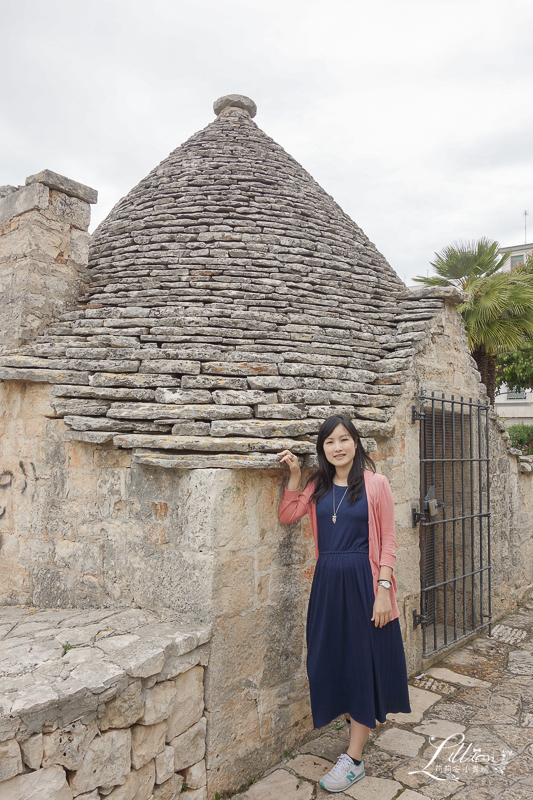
(319, 753, 365, 792)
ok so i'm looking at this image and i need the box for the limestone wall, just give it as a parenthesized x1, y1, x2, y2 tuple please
(0, 379, 318, 795)
(372, 298, 533, 674)
(0, 379, 213, 614)
(0, 606, 210, 799)
(2, 301, 533, 796)
(0, 171, 96, 352)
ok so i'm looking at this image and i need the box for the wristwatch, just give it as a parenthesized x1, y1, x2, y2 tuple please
(377, 579, 392, 589)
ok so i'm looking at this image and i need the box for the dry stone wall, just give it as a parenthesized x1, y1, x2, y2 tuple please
(0, 100, 444, 467)
(368, 298, 533, 673)
(2, 96, 533, 799)
(0, 606, 210, 800)
(0, 378, 319, 795)
(3, 298, 532, 796)
(0, 379, 214, 615)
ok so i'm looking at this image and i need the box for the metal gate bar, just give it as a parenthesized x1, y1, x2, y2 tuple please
(412, 391, 492, 657)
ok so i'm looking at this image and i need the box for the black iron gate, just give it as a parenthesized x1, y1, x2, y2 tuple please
(412, 391, 492, 657)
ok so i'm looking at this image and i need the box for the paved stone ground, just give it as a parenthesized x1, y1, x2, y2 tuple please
(231, 594, 533, 800)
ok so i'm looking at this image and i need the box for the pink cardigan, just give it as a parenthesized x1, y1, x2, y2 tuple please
(279, 470, 400, 621)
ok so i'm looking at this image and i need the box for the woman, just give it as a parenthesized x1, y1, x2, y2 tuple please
(277, 414, 411, 793)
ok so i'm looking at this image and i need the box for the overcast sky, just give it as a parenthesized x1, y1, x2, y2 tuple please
(2, 0, 532, 284)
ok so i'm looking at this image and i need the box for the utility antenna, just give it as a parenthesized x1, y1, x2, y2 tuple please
(525, 210, 529, 244)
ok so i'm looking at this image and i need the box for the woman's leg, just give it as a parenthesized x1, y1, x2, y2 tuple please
(346, 719, 370, 761)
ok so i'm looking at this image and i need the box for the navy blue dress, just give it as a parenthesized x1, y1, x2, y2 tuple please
(306, 482, 411, 729)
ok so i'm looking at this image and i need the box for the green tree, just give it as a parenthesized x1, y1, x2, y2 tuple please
(496, 345, 533, 393)
(506, 422, 533, 455)
(413, 238, 533, 404)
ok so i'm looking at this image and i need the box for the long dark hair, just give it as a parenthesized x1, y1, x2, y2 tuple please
(306, 414, 376, 505)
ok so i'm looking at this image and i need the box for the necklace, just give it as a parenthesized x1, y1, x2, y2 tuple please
(332, 483, 349, 523)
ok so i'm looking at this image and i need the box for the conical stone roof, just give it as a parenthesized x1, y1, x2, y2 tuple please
(0, 95, 445, 468)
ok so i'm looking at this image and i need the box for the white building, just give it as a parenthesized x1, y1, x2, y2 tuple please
(495, 241, 533, 425)
(495, 385, 533, 426)
(499, 241, 533, 272)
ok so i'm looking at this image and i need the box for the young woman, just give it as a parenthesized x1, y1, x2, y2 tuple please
(277, 414, 411, 793)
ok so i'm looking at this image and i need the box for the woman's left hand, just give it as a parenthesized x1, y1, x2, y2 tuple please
(371, 589, 393, 628)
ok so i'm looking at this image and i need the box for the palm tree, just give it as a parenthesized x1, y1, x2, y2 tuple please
(413, 238, 533, 404)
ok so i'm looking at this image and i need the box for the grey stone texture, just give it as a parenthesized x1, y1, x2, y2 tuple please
(213, 93, 258, 117)
(20, 733, 43, 770)
(0, 185, 19, 199)
(1, 96, 533, 800)
(0, 100, 449, 463)
(0, 178, 91, 351)
(0, 738, 22, 781)
(0, 606, 209, 798)
(0, 182, 49, 223)
(25, 169, 98, 204)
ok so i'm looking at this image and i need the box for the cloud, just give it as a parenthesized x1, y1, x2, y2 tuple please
(1, 0, 532, 283)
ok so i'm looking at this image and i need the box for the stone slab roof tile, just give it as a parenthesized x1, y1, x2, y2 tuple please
(0, 95, 446, 460)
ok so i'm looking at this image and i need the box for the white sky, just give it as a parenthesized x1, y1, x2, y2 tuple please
(2, 0, 532, 284)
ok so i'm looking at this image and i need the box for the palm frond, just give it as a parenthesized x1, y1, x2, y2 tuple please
(418, 237, 509, 289)
(414, 238, 533, 362)
(411, 275, 452, 287)
(459, 271, 533, 354)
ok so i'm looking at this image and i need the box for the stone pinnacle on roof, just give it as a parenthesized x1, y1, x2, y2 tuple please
(213, 94, 257, 118)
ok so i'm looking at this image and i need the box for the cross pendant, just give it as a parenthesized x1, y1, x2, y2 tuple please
(332, 515, 337, 524)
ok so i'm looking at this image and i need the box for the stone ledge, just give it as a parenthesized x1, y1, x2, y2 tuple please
(0, 603, 209, 799)
(397, 286, 468, 304)
(0, 606, 211, 739)
(0, 183, 49, 225)
(519, 455, 533, 473)
(0, 367, 90, 385)
(25, 170, 98, 204)
(132, 451, 294, 469)
(64, 430, 117, 444)
(116, 433, 316, 453)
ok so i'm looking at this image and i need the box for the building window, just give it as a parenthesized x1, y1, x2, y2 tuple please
(507, 390, 527, 400)
(511, 254, 524, 270)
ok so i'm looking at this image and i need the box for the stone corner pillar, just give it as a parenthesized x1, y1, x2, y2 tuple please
(0, 170, 98, 351)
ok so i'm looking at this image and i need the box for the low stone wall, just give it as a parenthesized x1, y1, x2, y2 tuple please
(0, 606, 211, 799)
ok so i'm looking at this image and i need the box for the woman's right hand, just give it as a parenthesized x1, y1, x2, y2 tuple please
(277, 450, 301, 489)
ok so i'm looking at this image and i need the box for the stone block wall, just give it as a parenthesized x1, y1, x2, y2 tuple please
(0, 379, 213, 613)
(371, 298, 533, 673)
(0, 606, 210, 799)
(2, 300, 533, 796)
(0, 379, 318, 795)
(2, 325, 533, 794)
(0, 171, 96, 352)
